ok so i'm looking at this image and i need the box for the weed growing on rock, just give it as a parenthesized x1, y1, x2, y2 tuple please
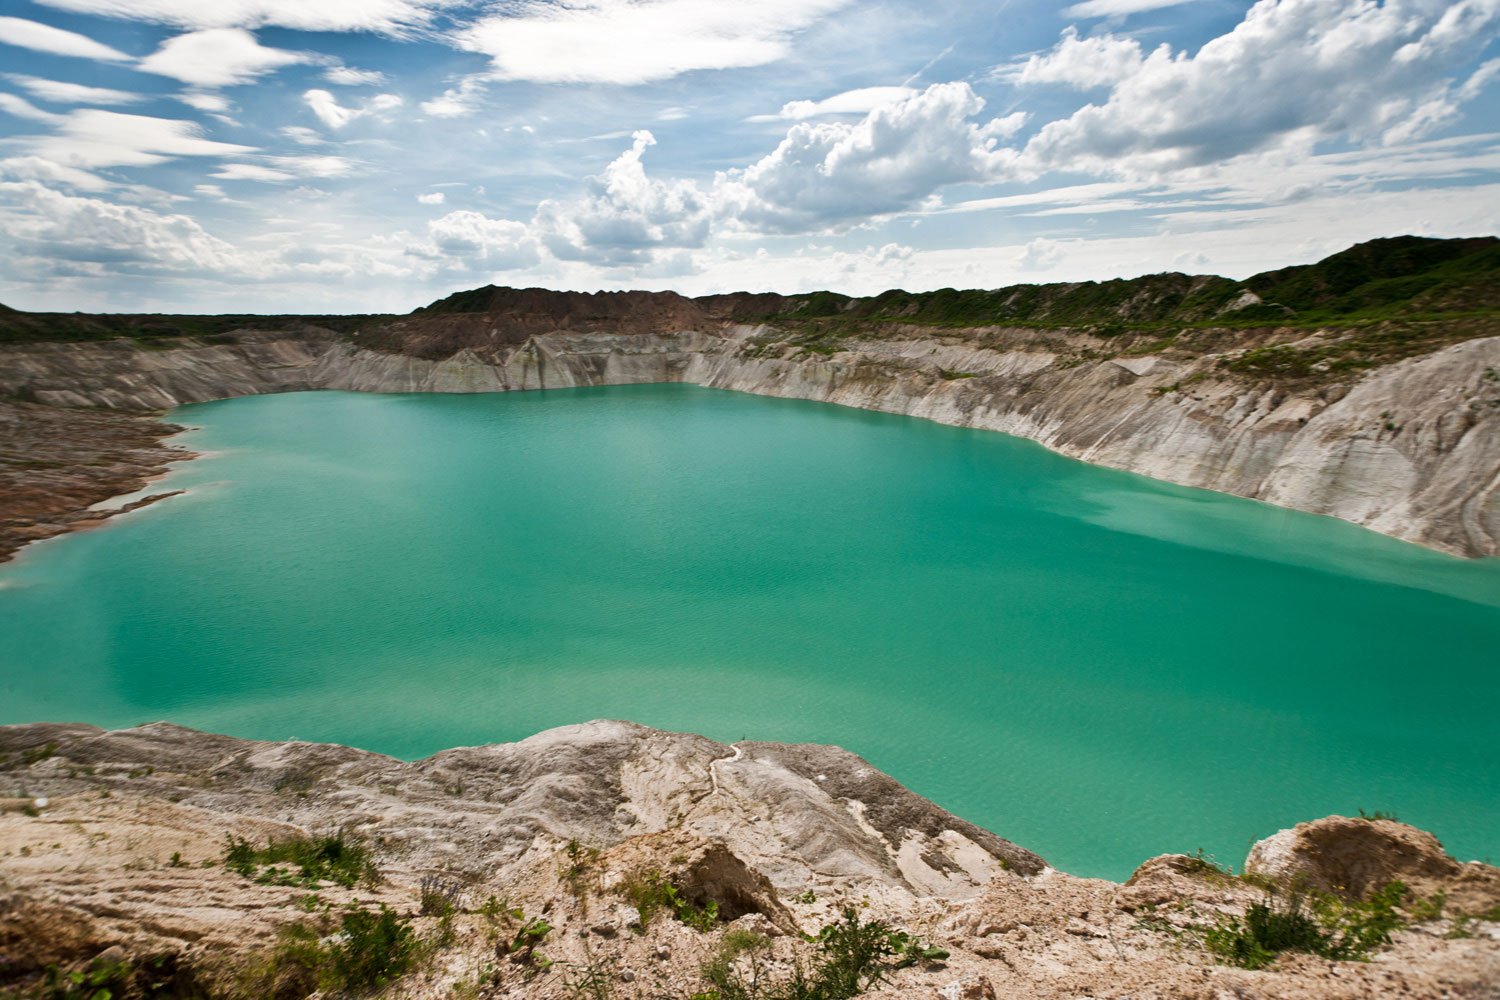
(621, 870, 720, 931)
(222, 831, 377, 889)
(419, 874, 466, 917)
(560, 839, 602, 900)
(1203, 882, 1406, 969)
(695, 909, 947, 1000)
(222, 904, 418, 998)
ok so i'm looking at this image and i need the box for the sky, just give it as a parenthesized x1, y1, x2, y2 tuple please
(0, 0, 1498, 314)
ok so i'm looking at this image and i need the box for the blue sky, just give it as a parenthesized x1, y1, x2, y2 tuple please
(1, 0, 1498, 313)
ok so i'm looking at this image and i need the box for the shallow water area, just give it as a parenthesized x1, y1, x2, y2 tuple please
(3, 384, 1498, 880)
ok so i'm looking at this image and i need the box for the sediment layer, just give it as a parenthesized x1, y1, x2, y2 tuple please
(2, 320, 1497, 560)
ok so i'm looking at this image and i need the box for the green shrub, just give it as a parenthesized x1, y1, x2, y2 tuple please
(697, 909, 946, 1000)
(331, 905, 418, 990)
(621, 870, 720, 931)
(222, 832, 376, 888)
(224, 904, 417, 998)
(1204, 882, 1406, 969)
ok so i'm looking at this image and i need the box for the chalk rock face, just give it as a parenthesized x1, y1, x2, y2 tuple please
(3, 723, 1499, 1000)
(1244, 815, 1478, 899)
(3, 327, 1498, 556)
(0, 720, 1035, 902)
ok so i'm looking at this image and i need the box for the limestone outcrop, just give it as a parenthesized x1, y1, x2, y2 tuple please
(1, 722, 1496, 998)
(2, 322, 1497, 559)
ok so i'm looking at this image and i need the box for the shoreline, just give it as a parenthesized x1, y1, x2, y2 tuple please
(0, 399, 198, 565)
(2, 718, 1496, 998)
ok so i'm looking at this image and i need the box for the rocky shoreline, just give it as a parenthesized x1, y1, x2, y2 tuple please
(1, 720, 1497, 998)
(0, 400, 193, 563)
(2, 319, 1497, 562)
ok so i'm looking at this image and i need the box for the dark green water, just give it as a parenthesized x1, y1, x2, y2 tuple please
(3, 385, 1498, 880)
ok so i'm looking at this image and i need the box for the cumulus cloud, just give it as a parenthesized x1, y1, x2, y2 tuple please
(0, 16, 130, 61)
(417, 191, 445, 204)
(1009, 27, 1146, 89)
(0, 155, 111, 191)
(0, 179, 268, 275)
(303, 89, 403, 129)
(1017, 238, 1065, 271)
(32, 0, 446, 35)
(533, 130, 712, 264)
(454, 0, 852, 85)
(139, 28, 311, 88)
(718, 83, 1023, 233)
(1021, 0, 1500, 177)
(20, 110, 255, 168)
(6, 75, 144, 106)
(408, 210, 541, 270)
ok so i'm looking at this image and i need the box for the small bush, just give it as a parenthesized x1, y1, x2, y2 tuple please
(697, 908, 946, 1000)
(222, 832, 376, 888)
(1204, 882, 1406, 969)
(621, 870, 720, 931)
(419, 874, 465, 917)
(331, 905, 419, 991)
(223, 904, 418, 998)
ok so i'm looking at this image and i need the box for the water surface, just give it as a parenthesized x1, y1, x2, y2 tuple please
(3, 385, 1497, 880)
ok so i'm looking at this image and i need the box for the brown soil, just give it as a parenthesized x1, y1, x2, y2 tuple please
(0, 401, 191, 563)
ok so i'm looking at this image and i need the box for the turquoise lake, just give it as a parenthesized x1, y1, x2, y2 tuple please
(3, 384, 1499, 880)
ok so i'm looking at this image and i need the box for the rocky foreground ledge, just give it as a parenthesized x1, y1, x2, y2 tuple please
(1, 721, 1497, 998)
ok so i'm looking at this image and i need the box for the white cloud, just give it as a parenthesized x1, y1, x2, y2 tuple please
(304, 89, 403, 129)
(533, 130, 712, 264)
(0, 93, 62, 123)
(21, 110, 255, 168)
(325, 66, 386, 86)
(1016, 238, 1065, 271)
(0, 179, 268, 275)
(1061, 0, 1199, 17)
(178, 92, 232, 113)
(420, 75, 489, 118)
(1022, 0, 1500, 177)
(139, 28, 310, 88)
(214, 154, 356, 184)
(212, 163, 296, 183)
(1009, 27, 1146, 89)
(409, 210, 541, 270)
(0, 16, 130, 61)
(280, 125, 325, 146)
(268, 155, 355, 178)
(718, 83, 1022, 233)
(0, 155, 111, 191)
(31, 0, 447, 35)
(193, 183, 227, 198)
(762, 86, 919, 121)
(418, 191, 445, 205)
(455, 0, 853, 85)
(6, 75, 144, 106)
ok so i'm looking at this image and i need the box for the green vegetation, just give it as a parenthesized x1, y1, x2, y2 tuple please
(504, 915, 553, 967)
(225, 903, 418, 998)
(1203, 882, 1406, 970)
(222, 831, 377, 889)
(620, 870, 721, 931)
(0, 311, 391, 346)
(560, 838, 602, 899)
(695, 908, 947, 1000)
(0, 742, 58, 771)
